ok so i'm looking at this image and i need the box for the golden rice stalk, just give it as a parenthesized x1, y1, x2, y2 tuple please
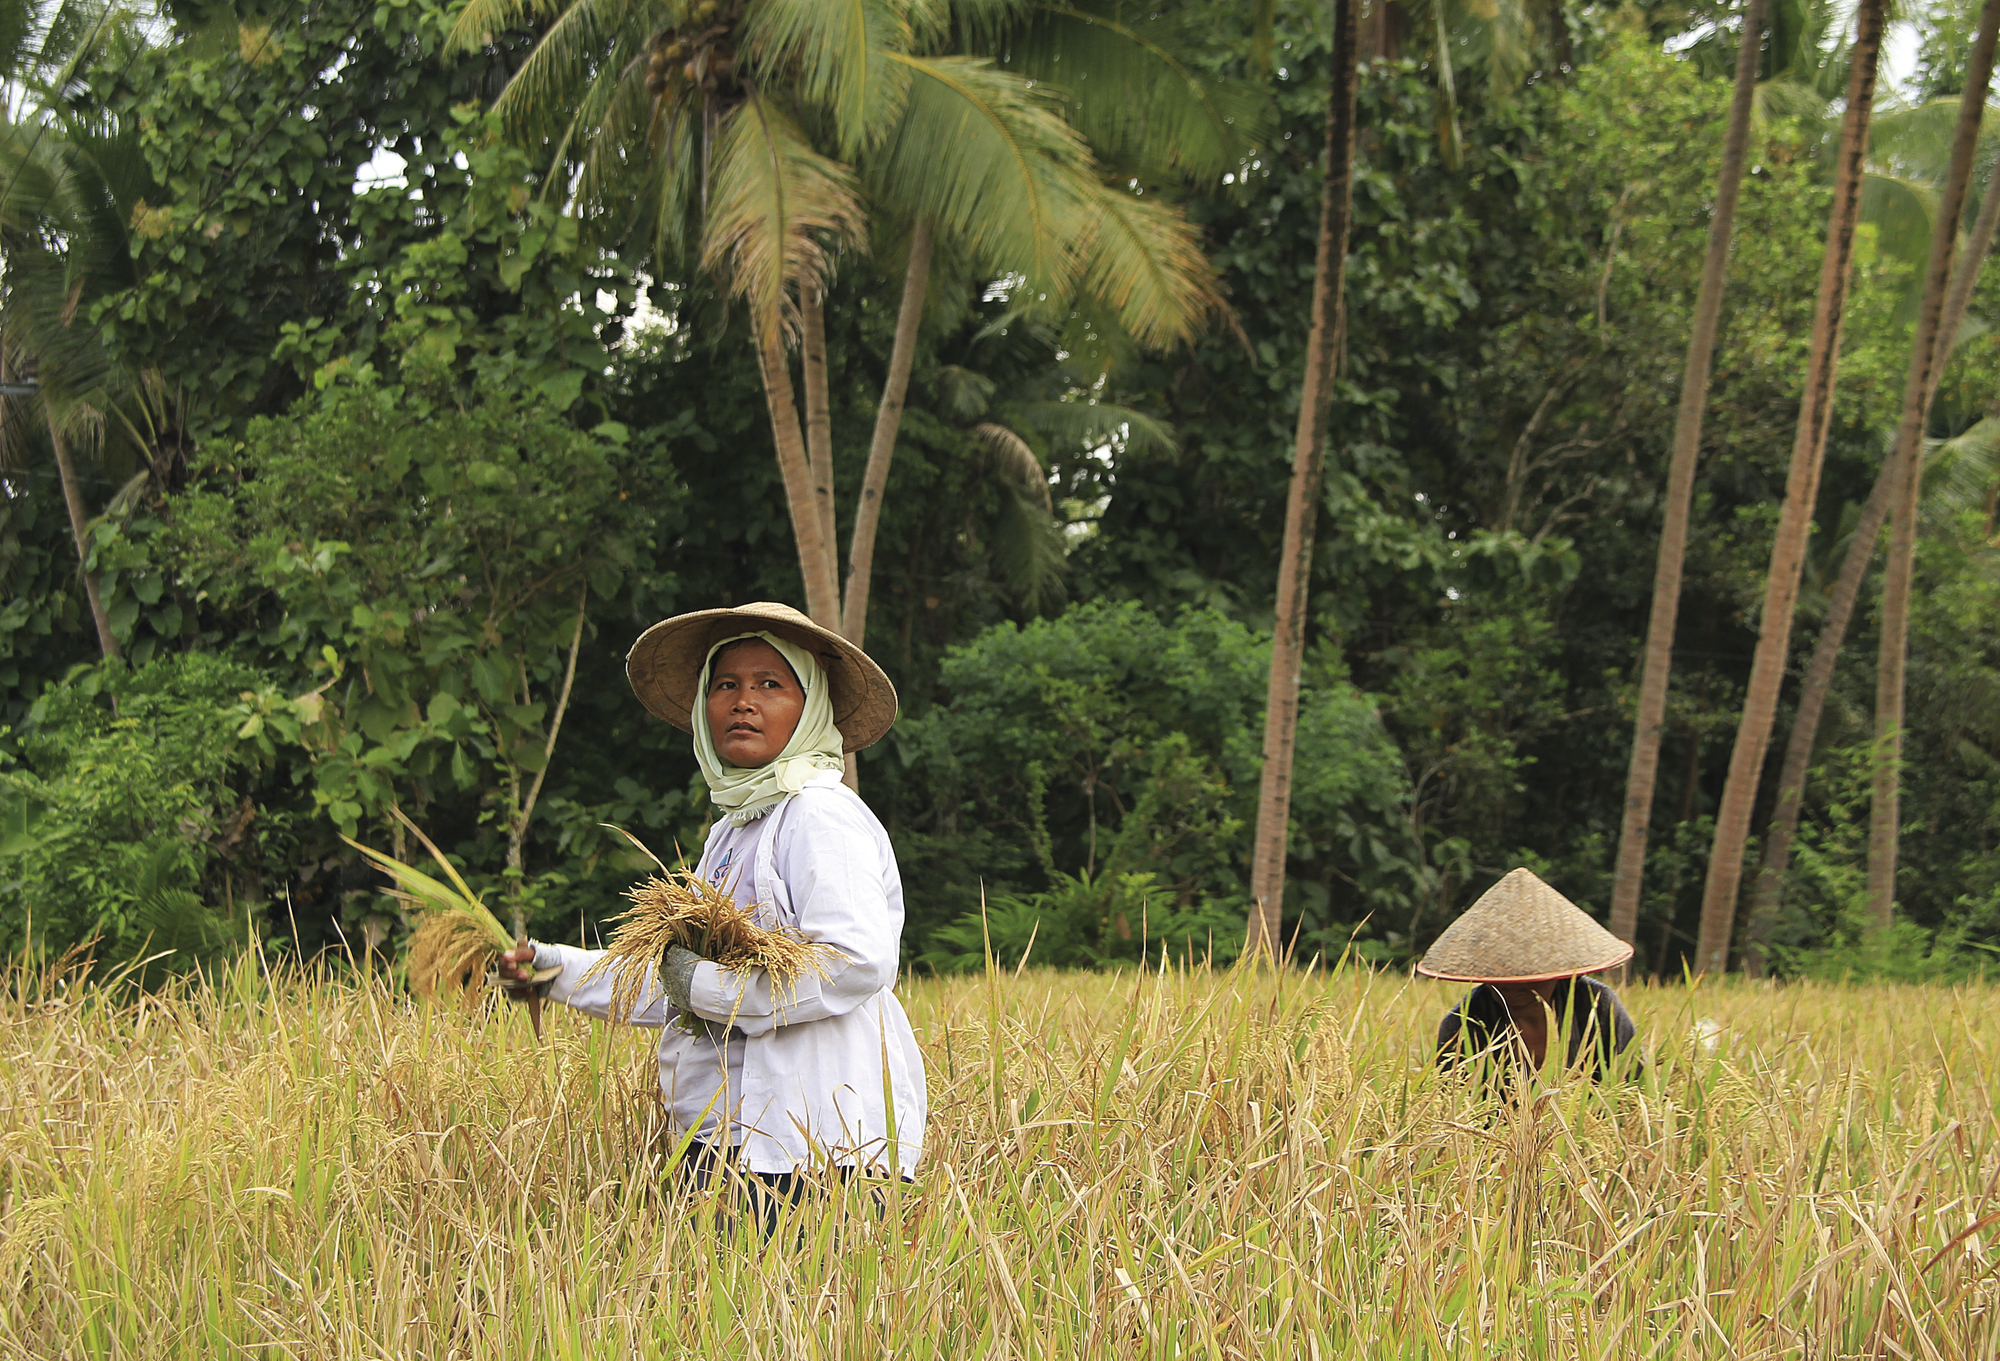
(582, 827, 841, 1026)
(344, 809, 515, 1002)
(406, 912, 503, 999)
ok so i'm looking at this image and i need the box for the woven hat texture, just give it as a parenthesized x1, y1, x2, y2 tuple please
(626, 602, 899, 753)
(1416, 868, 1633, 983)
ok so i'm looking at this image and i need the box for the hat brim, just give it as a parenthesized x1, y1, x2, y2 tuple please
(626, 605, 899, 753)
(1415, 947, 1632, 985)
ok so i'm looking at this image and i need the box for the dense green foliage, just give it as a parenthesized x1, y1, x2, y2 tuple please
(906, 601, 1410, 969)
(0, 654, 272, 962)
(3, 0, 1998, 980)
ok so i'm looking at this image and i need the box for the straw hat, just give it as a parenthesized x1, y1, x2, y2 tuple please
(626, 602, 899, 753)
(1415, 868, 1633, 983)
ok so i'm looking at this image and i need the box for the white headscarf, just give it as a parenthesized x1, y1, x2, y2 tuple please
(690, 631, 846, 825)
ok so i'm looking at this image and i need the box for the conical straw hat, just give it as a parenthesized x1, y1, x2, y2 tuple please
(1415, 868, 1633, 983)
(626, 602, 899, 753)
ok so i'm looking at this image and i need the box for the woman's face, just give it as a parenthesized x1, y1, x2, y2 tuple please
(706, 639, 806, 768)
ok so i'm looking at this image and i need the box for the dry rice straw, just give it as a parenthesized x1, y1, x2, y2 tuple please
(581, 827, 841, 1027)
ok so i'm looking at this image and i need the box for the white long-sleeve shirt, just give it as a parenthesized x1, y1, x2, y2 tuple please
(538, 771, 928, 1175)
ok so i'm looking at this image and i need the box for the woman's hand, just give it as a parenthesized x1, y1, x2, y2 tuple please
(496, 942, 541, 993)
(662, 946, 702, 1011)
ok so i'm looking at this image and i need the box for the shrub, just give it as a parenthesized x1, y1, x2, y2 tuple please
(901, 601, 1416, 968)
(0, 654, 275, 967)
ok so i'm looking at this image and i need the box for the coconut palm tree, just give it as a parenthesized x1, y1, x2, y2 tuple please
(1867, 0, 2000, 932)
(1743, 156, 2000, 973)
(1606, 0, 1770, 957)
(1693, 0, 1889, 973)
(835, 3, 1256, 648)
(0, 4, 159, 663)
(1245, 0, 1364, 961)
(450, 0, 1244, 639)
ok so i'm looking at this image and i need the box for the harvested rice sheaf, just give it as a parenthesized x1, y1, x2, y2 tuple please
(344, 810, 518, 1002)
(581, 853, 841, 1028)
(406, 912, 505, 999)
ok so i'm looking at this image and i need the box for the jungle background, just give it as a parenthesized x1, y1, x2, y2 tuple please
(3, 0, 1998, 983)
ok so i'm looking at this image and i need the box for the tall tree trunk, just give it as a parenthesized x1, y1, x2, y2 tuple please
(837, 224, 934, 794)
(842, 220, 934, 649)
(800, 289, 839, 566)
(1743, 153, 2000, 973)
(1246, 0, 1363, 961)
(1544, 0, 1572, 76)
(1694, 0, 1886, 973)
(49, 414, 120, 662)
(1867, 0, 2000, 930)
(755, 328, 842, 627)
(1607, 0, 1769, 954)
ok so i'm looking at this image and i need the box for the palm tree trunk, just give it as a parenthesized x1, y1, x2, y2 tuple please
(1866, 0, 2000, 930)
(1743, 150, 2000, 974)
(1740, 466, 1890, 971)
(801, 289, 840, 567)
(1246, 0, 1363, 961)
(1607, 0, 1769, 956)
(1544, 0, 1572, 76)
(1694, 0, 1886, 973)
(841, 220, 934, 649)
(755, 328, 842, 627)
(49, 414, 120, 662)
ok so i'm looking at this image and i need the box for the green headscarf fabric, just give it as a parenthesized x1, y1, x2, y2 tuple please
(691, 631, 846, 825)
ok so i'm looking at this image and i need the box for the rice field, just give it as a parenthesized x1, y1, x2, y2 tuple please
(0, 953, 1993, 1358)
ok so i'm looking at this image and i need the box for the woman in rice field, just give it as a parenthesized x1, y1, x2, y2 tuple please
(496, 601, 926, 1216)
(1421, 868, 1642, 1081)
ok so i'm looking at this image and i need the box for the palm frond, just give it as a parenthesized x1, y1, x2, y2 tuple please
(0, 120, 63, 229)
(949, 0, 1037, 49)
(1860, 171, 1937, 270)
(740, 0, 910, 155)
(1069, 176, 1222, 350)
(486, 0, 654, 143)
(635, 101, 706, 263)
(868, 52, 1087, 298)
(700, 92, 866, 342)
(561, 43, 688, 229)
(934, 363, 996, 419)
(965, 304, 1062, 359)
(1003, 397, 1175, 458)
(985, 473, 1068, 611)
(1752, 77, 1832, 128)
(994, 4, 1269, 183)
(972, 420, 1051, 513)
(0, 113, 155, 473)
(1925, 416, 2000, 529)
(1868, 99, 1998, 188)
(1440, 0, 1537, 99)
(448, 0, 610, 55)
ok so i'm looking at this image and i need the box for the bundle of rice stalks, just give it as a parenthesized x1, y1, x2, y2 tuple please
(343, 809, 516, 1002)
(582, 827, 841, 1029)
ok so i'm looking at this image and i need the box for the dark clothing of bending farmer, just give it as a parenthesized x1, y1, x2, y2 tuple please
(1435, 975, 1641, 1081)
